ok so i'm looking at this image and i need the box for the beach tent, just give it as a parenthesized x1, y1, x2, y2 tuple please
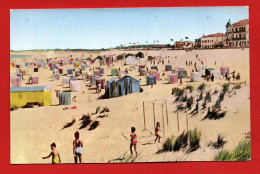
(81, 65, 86, 71)
(118, 76, 140, 96)
(210, 70, 221, 80)
(191, 72, 201, 82)
(59, 92, 71, 105)
(69, 78, 77, 85)
(148, 56, 155, 61)
(70, 81, 80, 92)
(205, 68, 214, 76)
(147, 75, 156, 85)
(32, 76, 39, 84)
(87, 73, 94, 81)
(10, 86, 52, 109)
(34, 68, 39, 72)
(91, 76, 100, 86)
(67, 69, 73, 75)
(11, 76, 21, 87)
(149, 72, 160, 81)
(125, 56, 137, 65)
(178, 70, 187, 79)
(151, 66, 158, 70)
(140, 68, 147, 76)
(111, 69, 118, 76)
(94, 70, 101, 76)
(165, 65, 172, 71)
(176, 66, 185, 71)
(198, 66, 207, 75)
(95, 78, 106, 89)
(220, 66, 230, 75)
(98, 68, 104, 74)
(62, 76, 70, 85)
(138, 65, 146, 72)
(58, 69, 63, 74)
(168, 74, 178, 84)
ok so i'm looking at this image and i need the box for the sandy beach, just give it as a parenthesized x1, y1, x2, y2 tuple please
(10, 48, 250, 164)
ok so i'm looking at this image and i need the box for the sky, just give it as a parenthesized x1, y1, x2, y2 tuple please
(10, 7, 249, 50)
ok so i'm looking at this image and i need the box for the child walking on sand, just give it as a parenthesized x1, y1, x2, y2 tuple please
(42, 142, 61, 164)
(73, 131, 84, 163)
(155, 122, 162, 143)
(130, 127, 137, 156)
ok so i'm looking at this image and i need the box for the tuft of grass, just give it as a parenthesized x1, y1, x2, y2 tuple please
(186, 85, 194, 93)
(96, 106, 101, 114)
(198, 83, 205, 91)
(209, 134, 226, 149)
(214, 139, 251, 161)
(187, 128, 201, 153)
(222, 83, 230, 93)
(205, 91, 211, 102)
(100, 106, 109, 113)
(79, 115, 92, 129)
(173, 131, 188, 152)
(62, 118, 76, 129)
(163, 135, 174, 151)
(233, 83, 241, 90)
(89, 120, 100, 131)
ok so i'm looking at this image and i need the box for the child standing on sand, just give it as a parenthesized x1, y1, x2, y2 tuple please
(73, 131, 84, 163)
(42, 142, 61, 164)
(130, 127, 138, 156)
(155, 122, 162, 143)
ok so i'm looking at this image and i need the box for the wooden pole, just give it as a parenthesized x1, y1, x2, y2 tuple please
(186, 105, 189, 132)
(165, 99, 169, 127)
(177, 107, 180, 131)
(143, 101, 146, 130)
(162, 105, 165, 138)
(153, 103, 156, 129)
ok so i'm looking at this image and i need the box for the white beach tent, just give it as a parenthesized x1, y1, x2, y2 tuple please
(191, 72, 201, 82)
(125, 56, 137, 65)
(198, 65, 207, 75)
(210, 70, 221, 80)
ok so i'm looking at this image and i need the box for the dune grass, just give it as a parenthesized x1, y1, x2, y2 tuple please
(214, 139, 251, 161)
(187, 128, 201, 153)
(233, 83, 241, 90)
(198, 83, 205, 91)
(186, 85, 194, 93)
(209, 134, 226, 149)
(222, 83, 230, 93)
(173, 131, 188, 152)
(163, 135, 174, 151)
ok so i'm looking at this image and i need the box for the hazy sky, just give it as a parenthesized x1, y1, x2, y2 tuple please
(10, 7, 249, 50)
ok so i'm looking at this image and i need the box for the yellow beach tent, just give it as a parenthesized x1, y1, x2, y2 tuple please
(10, 86, 52, 108)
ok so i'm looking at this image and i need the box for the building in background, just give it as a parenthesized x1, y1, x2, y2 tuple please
(201, 33, 227, 48)
(226, 19, 249, 47)
(175, 40, 195, 49)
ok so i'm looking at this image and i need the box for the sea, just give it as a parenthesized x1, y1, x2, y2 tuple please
(10, 55, 32, 59)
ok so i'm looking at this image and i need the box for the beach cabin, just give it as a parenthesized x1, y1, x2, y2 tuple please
(205, 68, 214, 76)
(149, 72, 160, 81)
(168, 74, 178, 84)
(111, 69, 118, 76)
(125, 56, 137, 65)
(10, 86, 52, 109)
(11, 76, 21, 87)
(140, 68, 147, 76)
(210, 70, 221, 80)
(178, 70, 187, 79)
(151, 66, 158, 70)
(94, 70, 101, 76)
(191, 72, 201, 82)
(165, 65, 172, 71)
(70, 81, 80, 92)
(118, 76, 140, 96)
(58, 92, 71, 105)
(220, 66, 229, 75)
(147, 75, 156, 85)
(67, 69, 73, 75)
(198, 65, 207, 75)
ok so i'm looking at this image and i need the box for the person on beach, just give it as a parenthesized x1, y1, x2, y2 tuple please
(154, 122, 162, 143)
(98, 83, 101, 93)
(211, 74, 214, 82)
(179, 77, 183, 86)
(151, 82, 153, 88)
(73, 131, 84, 163)
(42, 142, 61, 164)
(130, 127, 137, 156)
(236, 73, 240, 80)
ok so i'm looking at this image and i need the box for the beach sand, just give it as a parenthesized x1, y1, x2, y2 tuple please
(10, 48, 250, 163)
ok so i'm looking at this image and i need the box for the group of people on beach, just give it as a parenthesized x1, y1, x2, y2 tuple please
(42, 131, 83, 164)
(130, 122, 162, 156)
